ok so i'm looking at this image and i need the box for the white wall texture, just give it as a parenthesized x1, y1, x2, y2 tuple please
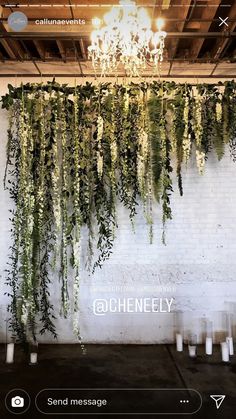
(0, 78, 236, 344)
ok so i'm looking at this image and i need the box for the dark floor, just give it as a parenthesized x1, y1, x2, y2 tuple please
(0, 344, 235, 419)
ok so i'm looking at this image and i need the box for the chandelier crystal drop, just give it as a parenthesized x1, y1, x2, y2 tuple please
(88, 0, 167, 77)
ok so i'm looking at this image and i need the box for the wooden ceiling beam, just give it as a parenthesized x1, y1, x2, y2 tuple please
(79, 38, 86, 60)
(33, 40, 45, 61)
(0, 39, 16, 59)
(7, 40, 25, 60)
(68, 0, 75, 20)
(190, 0, 221, 60)
(212, 22, 236, 62)
(161, 0, 171, 10)
(0, 57, 226, 64)
(56, 40, 66, 62)
(0, 21, 16, 60)
(2, 32, 234, 40)
(72, 39, 84, 76)
(0, 49, 4, 61)
(20, 39, 42, 75)
(0, 73, 235, 80)
(212, 2, 236, 61)
(0, 21, 26, 60)
(168, 0, 192, 75)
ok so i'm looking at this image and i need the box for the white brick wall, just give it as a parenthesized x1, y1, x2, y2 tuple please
(0, 78, 236, 344)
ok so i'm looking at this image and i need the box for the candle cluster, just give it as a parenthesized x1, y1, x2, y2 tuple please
(6, 340, 38, 366)
(175, 313, 234, 363)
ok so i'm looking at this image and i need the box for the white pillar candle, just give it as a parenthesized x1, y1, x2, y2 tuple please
(226, 336, 234, 356)
(6, 343, 14, 364)
(221, 342, 229, 362)
(176, 333, 183, 352)
(30, 352, 38, 364)
(188, 345, 197, 357)
(188, 334, 197, 357)
(205, 337, 213, 355)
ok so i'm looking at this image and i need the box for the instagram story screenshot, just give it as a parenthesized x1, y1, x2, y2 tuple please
(0, 0, 236, 418)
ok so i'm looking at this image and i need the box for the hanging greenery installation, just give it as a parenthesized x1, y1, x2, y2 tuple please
(2, 80, 236, 343)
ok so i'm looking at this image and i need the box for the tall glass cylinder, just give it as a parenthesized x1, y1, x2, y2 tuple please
(29, 341, 38, 365)
(188, 334, 197, 358)
(226, 313, 234, 355)
(226, 313, 232, 337)
(205, 320, 213, 355)
(6, 336, 16, 364)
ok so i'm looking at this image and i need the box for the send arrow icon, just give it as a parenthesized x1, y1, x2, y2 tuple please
(210, 395, 226, 409)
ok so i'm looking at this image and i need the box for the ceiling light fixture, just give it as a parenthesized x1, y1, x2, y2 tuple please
(88, 0, 166, 77)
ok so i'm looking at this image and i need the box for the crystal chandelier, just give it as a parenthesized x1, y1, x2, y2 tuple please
(88, 0, 167, 77)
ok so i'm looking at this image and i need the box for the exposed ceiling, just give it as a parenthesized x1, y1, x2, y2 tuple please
(0, 0, 236, 78)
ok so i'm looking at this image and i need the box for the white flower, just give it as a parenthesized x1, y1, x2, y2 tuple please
(21, 303, 28, 325)
(97, 116, 104, 178)
(183, 97, 191, 163)
(196, 149, 205, 174)
(97, 116, 104, 141)
(216, 102, 222, 123)
(137, 129, 148, 195)
(110, 141, 117, 164)
(194, 94, 205, 173)
(97, 153, 103, 179)
(124, 92, 129, 112)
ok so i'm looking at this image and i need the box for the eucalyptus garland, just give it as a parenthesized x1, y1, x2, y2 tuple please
(2, 80, 236, 343)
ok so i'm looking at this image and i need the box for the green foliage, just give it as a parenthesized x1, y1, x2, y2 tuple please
(148, 93, 162, 202)
(2, 80, 236, 342)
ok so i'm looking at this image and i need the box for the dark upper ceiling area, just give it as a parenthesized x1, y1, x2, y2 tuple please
(0, 0, 236, 78)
